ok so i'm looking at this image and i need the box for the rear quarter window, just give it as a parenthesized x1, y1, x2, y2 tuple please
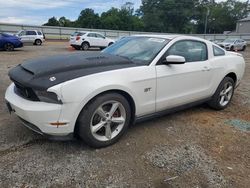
(213, 45, 225, 56)
(37, 31, 42, 35)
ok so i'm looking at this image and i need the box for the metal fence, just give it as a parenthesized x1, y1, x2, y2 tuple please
(1, 22, 250, 41)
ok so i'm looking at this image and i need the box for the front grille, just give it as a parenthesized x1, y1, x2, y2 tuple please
(13, 81, 39, 101)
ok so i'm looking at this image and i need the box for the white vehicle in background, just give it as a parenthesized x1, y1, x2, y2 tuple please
(70, 31, 115, 50)
(5, 35, 245, 148)
(16, 30, 45, 45)
(218, 38, 247, 51)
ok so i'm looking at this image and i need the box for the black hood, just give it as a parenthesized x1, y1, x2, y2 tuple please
(9, 52, 139, 90)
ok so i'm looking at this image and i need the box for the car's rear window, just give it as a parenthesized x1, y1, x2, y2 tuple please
(37, 31, 42, 35)
(71, 32, 85, 36)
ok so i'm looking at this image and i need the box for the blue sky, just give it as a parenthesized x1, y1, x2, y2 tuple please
(0, 0, 142, 25)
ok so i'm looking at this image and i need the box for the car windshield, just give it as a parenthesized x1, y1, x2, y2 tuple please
(102, 36, 170, 65)
(223, 38, 236, 43)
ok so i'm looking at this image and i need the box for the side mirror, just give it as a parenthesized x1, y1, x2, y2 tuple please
(163, 55, 186, 64)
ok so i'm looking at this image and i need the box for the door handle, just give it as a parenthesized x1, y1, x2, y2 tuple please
(202, 66, 210, 71)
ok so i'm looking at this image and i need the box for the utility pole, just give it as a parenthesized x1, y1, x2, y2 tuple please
(204, 0, 214, 34)
(204, 8, 209, 34)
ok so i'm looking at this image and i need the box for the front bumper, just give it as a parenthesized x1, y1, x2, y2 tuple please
(219, 45, 231, 51)
(15, 42, 23, 48)
(5, 83, 74, 139)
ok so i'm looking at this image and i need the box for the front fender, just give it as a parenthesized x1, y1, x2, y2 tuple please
(54, 75, 139, 132)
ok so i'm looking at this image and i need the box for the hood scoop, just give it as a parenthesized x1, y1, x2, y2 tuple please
(21, 64, 35, 75)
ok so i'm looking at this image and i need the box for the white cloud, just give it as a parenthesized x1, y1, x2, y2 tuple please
(0, 0, 71, 10)
(0, 16, 46, 25)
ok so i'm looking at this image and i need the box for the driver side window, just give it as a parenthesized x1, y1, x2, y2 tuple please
(165, 40, 208, 62)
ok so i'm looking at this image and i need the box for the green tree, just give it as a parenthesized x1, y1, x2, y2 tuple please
(75, 8, 101, 28)
(58, 16, 73, 27)
(43, 0, 249, 34)
(101, 8, 122, 30)
(43, 17, 60, 26)
(140, 0, 200, 33)
(196, 0, 249, 33)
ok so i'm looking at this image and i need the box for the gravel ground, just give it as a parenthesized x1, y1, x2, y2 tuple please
(0, 41, 249, 188)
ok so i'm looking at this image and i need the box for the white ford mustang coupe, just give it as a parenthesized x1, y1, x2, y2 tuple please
(5, 35, 245, 148)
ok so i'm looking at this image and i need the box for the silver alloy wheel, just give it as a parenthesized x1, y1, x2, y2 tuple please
(90, 100, 126, 142)
(219, 82, 233, 107)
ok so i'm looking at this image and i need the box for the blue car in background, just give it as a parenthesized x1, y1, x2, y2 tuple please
(0, 33, 23, 51)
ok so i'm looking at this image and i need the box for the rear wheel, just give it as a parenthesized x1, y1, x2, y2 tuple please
(230, 46, 234, 51)
(4, 43, 14, 51)
(34, 39, 42, 45)
(208, 77, 235, 110)
(81, 42, 89, 51)
(76, 93, 131, 148)
(242, 46, 246, 51)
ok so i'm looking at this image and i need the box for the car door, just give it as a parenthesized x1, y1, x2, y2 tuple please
(87, 33, 98, 46)
(156, 40, 214, 111)
(95, 33, 107, 47)
(18, 31, 29, 43)
(239, 40, 245, 50)
(26, 31, 37, 43)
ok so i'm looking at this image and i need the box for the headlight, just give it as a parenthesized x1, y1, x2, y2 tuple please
(34, 90, 62, 104)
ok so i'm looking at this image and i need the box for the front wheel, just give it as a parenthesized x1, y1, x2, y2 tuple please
(4, 43, 14, 51)
(76, 93, 131, 148)
(208, 77, 235, 110)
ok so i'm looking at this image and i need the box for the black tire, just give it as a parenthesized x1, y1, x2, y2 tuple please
(81, 42, 89, 51)
(242, 46, 246, 51)
(4, 43, 14, 51)
(230, 46, 234, 51)
(34, 39, 42, 46)
(108, 42, 114, 46)
(76, 93, 131, 148)
(208, 77, 235, 110)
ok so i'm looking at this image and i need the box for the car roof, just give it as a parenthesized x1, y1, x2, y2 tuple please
(133, 34, 180, 40)
(131, 34, 213, 43)
(76, 31, 102, 34)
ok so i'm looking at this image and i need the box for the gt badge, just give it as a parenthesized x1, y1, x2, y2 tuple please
(144, 87, 152, 92)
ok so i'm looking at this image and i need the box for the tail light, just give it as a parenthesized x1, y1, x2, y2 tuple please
(76, 36, 81, 41)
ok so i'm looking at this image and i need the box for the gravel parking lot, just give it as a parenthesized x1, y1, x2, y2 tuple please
(0, 41, 249, 188)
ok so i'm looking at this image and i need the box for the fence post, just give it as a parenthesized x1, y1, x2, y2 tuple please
(59, 28, 62, 40)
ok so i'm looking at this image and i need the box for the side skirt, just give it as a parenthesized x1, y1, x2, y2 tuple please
(135, 97, 211, 123)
